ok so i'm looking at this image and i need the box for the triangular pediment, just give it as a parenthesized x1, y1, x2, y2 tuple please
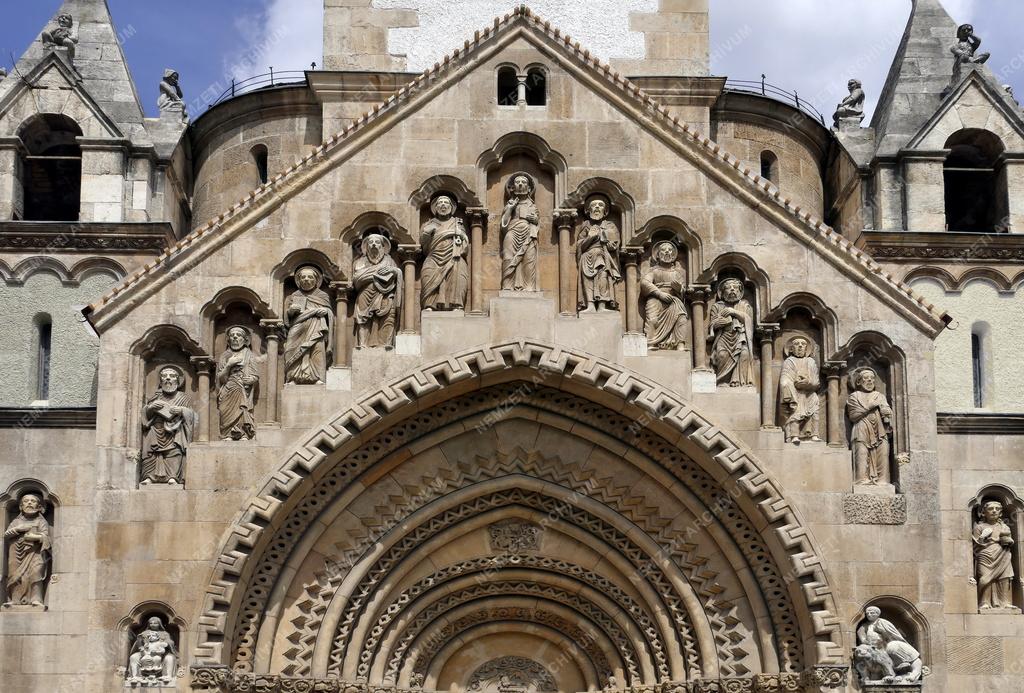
(84, 7, 947, 337)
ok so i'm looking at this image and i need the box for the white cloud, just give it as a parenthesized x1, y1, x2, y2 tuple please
(224, 0, 323, 83)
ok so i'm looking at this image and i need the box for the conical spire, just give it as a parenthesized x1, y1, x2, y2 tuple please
(8, 0, 147, 140)
(871, 0, 960, 156)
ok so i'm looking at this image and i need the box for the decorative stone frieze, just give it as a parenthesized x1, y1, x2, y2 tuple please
(843, 494, 907, 525)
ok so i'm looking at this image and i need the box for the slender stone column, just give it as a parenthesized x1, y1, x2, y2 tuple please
(260, 319, 284, 423)
(330, 281, 351, 367)
(190, 356, 213, 442)
(516, 74, 528, 106)
(824, 361, 847, 447)
(622, 250, 642, 333)
(758, 325, 780, 429)
(398, 246, 419, 333)
(467, 208, 487, 314)
(554, 209, 577, 314)
(687, 286, 711, 370)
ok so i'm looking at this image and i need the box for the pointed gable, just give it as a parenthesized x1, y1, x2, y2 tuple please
(906, 71, 1024, 152)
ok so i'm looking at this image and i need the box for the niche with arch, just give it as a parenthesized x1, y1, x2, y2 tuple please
(854, 597, 930, 680)
(944, 129, 1009, 232)
(119, 602, 185, 685)
(1, 480, 57, 609)
(968, 486, 1024, 612)
(344, 224, 408, 345)
(637, 231, 691, 351)
(699, 258, 771, 392)
(273, 249, 343, 379)
(17, 114, 83, 221)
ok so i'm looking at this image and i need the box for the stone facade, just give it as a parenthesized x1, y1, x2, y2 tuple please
(1, 1, 1024, 693)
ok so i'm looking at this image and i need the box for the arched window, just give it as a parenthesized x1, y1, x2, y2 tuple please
(944, 129, 1008, 232)
(18, 114, 83, 221)
(34, 314, 52, 402)
(760, 150, 779, 183)
(251, 144, 269, 185)
(971, 322, 991, 408)
(525, 67, 546, 106)
(497, 66, 518, 106)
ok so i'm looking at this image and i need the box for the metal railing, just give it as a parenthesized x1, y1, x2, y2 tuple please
(208, 69, 309, 108)
(723, 75, 827, 126)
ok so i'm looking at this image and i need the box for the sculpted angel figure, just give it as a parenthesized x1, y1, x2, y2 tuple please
(856, 607, 924, 684)
(833, 79, 865, 127)
(640, 240, 688, 350)
(41, 13, 77, 62)
(217, 326, 260, 440)
(970, 500, 1019, 610)
(3, 494, 50, 608)
(284, 265, 333, 384)
(158, 69, 188, 121)
(140, 366, 197, 484)
(576, 195, 621, 312)
(779, 336, 821, 444)
(420, 194, 469, 311)
(127, 616, 178, 686)
(500, 173, 540, 292)
(707, 278, 755, 386)
(353, 232, 403, 348)
(847, 367, 892, 485)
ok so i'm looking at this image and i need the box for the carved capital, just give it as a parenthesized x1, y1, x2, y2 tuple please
(685, 285, 712, 303)
(822, 360, 848, 379)
(397, 245, 420, 264)
(466, 206, 488, 228)
(799, 665, 848, 689)
(329, 281, 351, 299)
(259, 319, 286, 340)
(553, 208, 578, 228)
(190, 356, 215, 373)
(756, 323, 781, 343)
(620, 247, 643, 266)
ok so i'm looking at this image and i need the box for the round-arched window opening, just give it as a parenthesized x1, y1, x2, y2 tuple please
(944, 129, 1008, 233)
(497, 66, 518, 106)
(760, 150, 779, 184)
(17, 114, 83, 221)
(251, 144, 269, 185)
(525, 67, 547, 106)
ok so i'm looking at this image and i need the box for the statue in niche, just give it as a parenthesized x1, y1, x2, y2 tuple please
(420, 194, 469, 311)
(216, 326, 259, 440)
(353, 232, 402, 349)
(157, 69, 188, 122)
(854, 606, 925, 685)
(3, 494, 50, 609)
(951, 23, 990, 80)
(640, 240, 688, 350)
(576, 195, 621, 313)
(41, 14, 77, 62)
(140, 366, 197, 485)
(126, 616, 178, 687)
(500, 172, 540, 292)
(779, 336, 821, 444)
(707, 278, 755, 387)
(284, 265, 333, 384)
(832, 79, 865, 129)
(970, 500, 1019, 611)
(847, 367, 893, 486)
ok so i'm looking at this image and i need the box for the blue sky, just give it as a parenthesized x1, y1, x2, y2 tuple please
(2, 1, 1024, 121)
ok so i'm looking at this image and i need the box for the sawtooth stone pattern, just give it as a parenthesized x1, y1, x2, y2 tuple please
(1, 1, 1024, 692)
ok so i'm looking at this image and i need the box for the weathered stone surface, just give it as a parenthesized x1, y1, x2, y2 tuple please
(843, 493, 908, 525)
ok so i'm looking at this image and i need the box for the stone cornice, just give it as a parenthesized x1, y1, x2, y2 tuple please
(857, 231, 1024, 263)
(0, 221, 173, 254)
(0, 407, 96, 429)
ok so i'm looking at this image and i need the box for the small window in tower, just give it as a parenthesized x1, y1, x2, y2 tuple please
(497, 66, 518, 106)
(944, 129, 1008, 232)
(251, 144, 269, 185)
(525, 67, 546, 106)
(760, 150, 779, 183)
(18, 114, 83, 221)
(35, 315, 52, 402)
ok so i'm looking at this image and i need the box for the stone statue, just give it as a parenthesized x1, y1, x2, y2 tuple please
(127, 616, 178, 687)
(420, 194, 469, 311)
(284, 265, 333, 384)
(779, 336, 821, 444)
(140, 366, 197, 485)
(951, 23, 990, 82)
(847, 368, 892, 486)
(216, 326, 259, 440)
(640, 240, 688, 350)
(3, 494, 50, 608)
(0, 67, 7, 84)
(157, 69, 188, 122)
(970, 500, 1018, 611)
(353, 232, 403, 349)
(576, 195, 621, 313)
(500, 173, 540, 292)
(833, 79, 865, 129)
(855, 606, 924, 685)
(707, 278, 755, 387)
(41, 14, 77, 63)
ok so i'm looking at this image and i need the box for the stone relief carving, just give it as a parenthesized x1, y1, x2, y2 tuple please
(970, 500, 1020, 612)
(420, 194, 469, 311)
(847, 368, 893, 486)
(126, 616, 178, 688)
(41, 13, 77, 62)
(833, 78, 865, 130)
(353, 232, 403, 349)
(951, 23, 990, 82)
(158, 69, 188, 122)
(217, 326, 260, 440)
(640, 240, 688, 350)
(284, 265, 333, 385)
(842, 494, 907, 525)
(500, 173, 540, 292)
(779, 336, 821, 444)
(854, 607, 925, 686)
(487, 519, 542, 553)
(708, 278, 755, 387)
(141, 366, 197, 485)
(467, 656, 557, 693)
(2, 493, 50, 609)
(576, 195, 621, 313)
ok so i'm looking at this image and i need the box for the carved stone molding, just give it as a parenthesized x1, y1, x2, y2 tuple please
(468, 656, 556, 692)
(0, 221, 173, 253)
(487, 519, 542, 553)
(842, 494, 908, 525)
(858, 230, 1024, 263)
